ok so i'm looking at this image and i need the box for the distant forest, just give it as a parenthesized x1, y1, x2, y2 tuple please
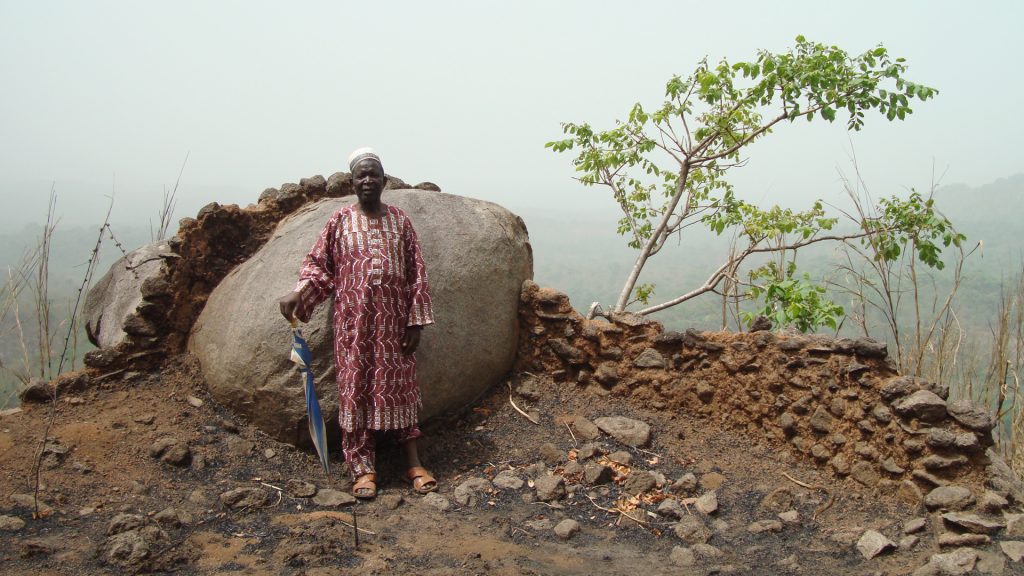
(2, 175, 1022, 408)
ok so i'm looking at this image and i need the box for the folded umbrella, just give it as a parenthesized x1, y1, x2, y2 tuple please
(289, 319, 330, 475)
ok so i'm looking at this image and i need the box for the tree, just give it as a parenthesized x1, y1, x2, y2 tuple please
(547, 36, 939, 327)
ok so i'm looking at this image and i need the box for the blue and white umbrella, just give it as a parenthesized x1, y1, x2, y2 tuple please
(289, 319, 330, 475)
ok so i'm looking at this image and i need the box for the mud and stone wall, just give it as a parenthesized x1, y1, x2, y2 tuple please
(515, 280, 1020, 506)
(82, 171, 438, 371)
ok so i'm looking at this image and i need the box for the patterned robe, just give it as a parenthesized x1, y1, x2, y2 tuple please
(293, 204, 434, 433)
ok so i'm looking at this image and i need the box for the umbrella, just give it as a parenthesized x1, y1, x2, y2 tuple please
(289, 319, 330, 475)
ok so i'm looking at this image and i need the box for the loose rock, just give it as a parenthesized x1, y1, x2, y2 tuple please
(553, 519, 580, 540)
(312, 489, 355, 507)
(0, 515, 26, 532)
(594, 416, 651, 447)
(535, 475, 566, 502)
(925, 486, 976, 511)
(856, 529, 895, 559)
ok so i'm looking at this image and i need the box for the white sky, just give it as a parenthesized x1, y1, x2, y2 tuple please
(1, 0, 1021, 230)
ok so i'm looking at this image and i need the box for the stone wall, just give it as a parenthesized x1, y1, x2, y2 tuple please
(516, 280, 1021, 505)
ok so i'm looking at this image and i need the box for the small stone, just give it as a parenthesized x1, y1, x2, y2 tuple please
(582, 464, 613, 485)
(153, 507, 183, 527)
(0, 515, 26, 531)
(747, 519, 783, 534)
(856, 529, 896, 559)
(220, 487, 270, 509)
(980, 492, 1008, 513)
(850, 461, 880, 487)
(623, 471, 657, 496)
(594, 416, 651, 447)
(927, 428, 957, 448)
(937, 532, 989, 547)
(493, 470, 524, 490)
(188, 489, 211, 506)
(922, 455, 968, 470)
(687, 543, 719, 561)
(898, 480, 924, 507)
(673, 516, 711, 544)
(186, 395, 204, 408)
(924, 547, 978, 574)
(633, 348, 666, 369)
(264, 449, 276, 459)
(670, 546, 696, 567)
(422, 492, 450, 512)
(286, 480, 317, 498)
(696, 491, 719, 515)
(975, 549, 1006, 574)
(1006, 514, 1024, 537)
(1000, 541, 1024, 562)
(309, 485, 354, 504)
(133, 413, 156, 425)
(553, 519, 580, 540)
(571, 416, 601, 440)
(831, 454, 851, 476)
(539, 442, 563, 466)
(534, 475, 565, 502)
(576, 442, 603, 461)
(607, 450, 633, 466)
(946, 399, 995, 431)
(657, 499, 686, 519)
(941, 511, 1005, 534)
(925, 485, 975, 511)
(225, 437, 255, 457)
(904, 517, 927, 534)
(454, 477, 492, 506)
(778, 510, 800, 524)
(809, 407, 834, 433)
(893, 390, 947, 422)
(671, 473, 698, 494)
(898, 535, 920, 550)
(108, 513, 145, 535)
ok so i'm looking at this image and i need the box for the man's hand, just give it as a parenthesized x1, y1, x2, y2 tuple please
(402, 325, 423, 355)
(279, 292, 302, 322)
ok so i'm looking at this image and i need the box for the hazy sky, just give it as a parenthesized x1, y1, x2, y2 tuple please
(1, 0, 1021, 231)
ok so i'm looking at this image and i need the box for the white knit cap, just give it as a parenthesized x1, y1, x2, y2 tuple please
(347, 147, 382, 171)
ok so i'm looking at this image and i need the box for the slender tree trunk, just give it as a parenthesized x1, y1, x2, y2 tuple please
(613, 164, 690, 312)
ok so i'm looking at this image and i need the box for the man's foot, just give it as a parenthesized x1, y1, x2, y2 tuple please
(352, 473, 377, 499)
(405, 466, 437, 494)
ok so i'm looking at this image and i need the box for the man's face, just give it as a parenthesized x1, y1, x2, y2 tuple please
(353, 160, 386, 204)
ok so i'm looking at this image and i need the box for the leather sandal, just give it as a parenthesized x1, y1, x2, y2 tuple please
(405, 466, 438, 494)
(352, 473, 377, 499)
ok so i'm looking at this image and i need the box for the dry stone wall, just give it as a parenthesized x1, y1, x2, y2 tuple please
(516, 280, 1020, 507)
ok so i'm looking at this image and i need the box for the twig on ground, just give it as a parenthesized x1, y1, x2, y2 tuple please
(780, 472, 812, 489)
(781, 472, 834, 520)
(507, 381, 539, 425)
(585, 494, 648, 526)
(565, 422, 578, 446)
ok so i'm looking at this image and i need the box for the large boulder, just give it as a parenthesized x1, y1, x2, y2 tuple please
(84, 241, 172, 348)
(188, 191, 533, 444)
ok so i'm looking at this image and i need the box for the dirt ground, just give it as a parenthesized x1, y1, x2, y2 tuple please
(0, 354, 1015, 575)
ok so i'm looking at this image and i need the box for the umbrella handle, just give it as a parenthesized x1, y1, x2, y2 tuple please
(289, 317, 298, 329)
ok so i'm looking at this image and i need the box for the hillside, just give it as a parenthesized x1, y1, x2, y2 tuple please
(3, 289, 1023, 574)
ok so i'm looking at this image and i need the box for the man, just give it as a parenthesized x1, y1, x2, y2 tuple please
(278, 148, 437, 499)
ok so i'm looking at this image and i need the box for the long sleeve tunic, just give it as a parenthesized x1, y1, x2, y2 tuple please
(293, 204, 434, 432)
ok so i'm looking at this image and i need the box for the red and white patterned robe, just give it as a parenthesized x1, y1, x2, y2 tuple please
(293, 204, 434, 433)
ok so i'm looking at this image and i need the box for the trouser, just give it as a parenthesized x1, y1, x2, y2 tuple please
(341, 425, 422, 478)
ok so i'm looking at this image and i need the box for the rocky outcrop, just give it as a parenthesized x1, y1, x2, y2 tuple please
(188, 192, 532, 444)
(84, 241, 174, 349)
(82, 169, 421, 372)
